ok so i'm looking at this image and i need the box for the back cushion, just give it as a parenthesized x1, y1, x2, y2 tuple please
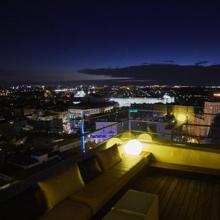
(97, 145, 122, 171)
(38, 164, 85, 210)
(79, 157, 103, 183)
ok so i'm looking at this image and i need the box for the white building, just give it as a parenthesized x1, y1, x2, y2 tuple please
(68, 105, 115, 118)
(74, 90, 86, 98)
(109, 94, 175, 107)
(64, 102, 117, 134)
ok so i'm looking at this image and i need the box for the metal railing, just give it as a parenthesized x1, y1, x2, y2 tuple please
(77, 104, 220, 154)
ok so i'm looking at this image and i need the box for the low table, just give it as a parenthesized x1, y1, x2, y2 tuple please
(103, 190, 159, 220)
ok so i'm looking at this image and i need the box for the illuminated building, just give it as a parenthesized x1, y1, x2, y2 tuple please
(109, 94, 174, 107)
(66, 101, 117, 134)
(87, 122, 118, 143)
(74, 90, 86, 98)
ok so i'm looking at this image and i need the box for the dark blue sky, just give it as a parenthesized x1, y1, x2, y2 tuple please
(1, 1, 220, 81)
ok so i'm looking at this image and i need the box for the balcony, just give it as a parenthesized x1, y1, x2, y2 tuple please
(0, 106, 220, 219)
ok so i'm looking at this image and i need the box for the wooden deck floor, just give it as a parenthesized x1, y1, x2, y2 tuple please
(132, 171, 220, 220)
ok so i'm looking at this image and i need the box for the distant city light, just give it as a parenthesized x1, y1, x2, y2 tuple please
(110, 95, 175, 107)
(213, 93, 220, 97)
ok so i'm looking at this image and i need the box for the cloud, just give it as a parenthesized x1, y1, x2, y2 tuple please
(0, 69, 130, 84)
(79, 63, 220, 85)
(194, 61, 209, 66)
(163, 60, 175, 64)
(1, 63, 220, 85)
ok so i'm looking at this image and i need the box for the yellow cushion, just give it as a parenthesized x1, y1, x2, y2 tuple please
(38, 199, 92, 220)
(71, 173, 120, 213)
(97, 145, 122, 171)
(112, 155, 150, 186)
(38, 164, 85, 210)
(71, 155, 150, 214)
(113, 155, 145, 171)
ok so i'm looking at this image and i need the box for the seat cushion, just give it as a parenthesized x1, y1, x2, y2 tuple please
(38, 164, 85, 210)
(78, 157, 103, 183)
(97, 145, 122, 171)
(38, 199, 92, 220)
(71, 155, 149, 214)
(113, 155, 144, 171)
(71, 171, 121, 213)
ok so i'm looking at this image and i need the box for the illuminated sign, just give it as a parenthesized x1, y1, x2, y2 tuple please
(129, 109, 138, 113)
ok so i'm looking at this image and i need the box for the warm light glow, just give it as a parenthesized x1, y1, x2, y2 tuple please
(176, 114, 187, 123)
(106, 138, 123, 148)
(187, 138, 199, 144)
(120, 132, 135, 140)
(124, 139, 143, 155)
(213, 93, 220, 97)
(137, 133, 152, 142)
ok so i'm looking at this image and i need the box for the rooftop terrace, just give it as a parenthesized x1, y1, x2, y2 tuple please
(1, 105, 220, 219)
(1, 132, 220, 217)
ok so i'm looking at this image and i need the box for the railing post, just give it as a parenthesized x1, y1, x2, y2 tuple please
(186, 106, 189, 142)
(81, 111, 86, 156)
(129, 108, 131, 132)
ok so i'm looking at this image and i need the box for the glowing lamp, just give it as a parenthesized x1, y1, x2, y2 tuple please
(120, 132, 135, 140)
(137, 133, 152, 143)
(176, 114, 187, 123)
(124, 139, 143, 156)
(106, 138, 123, 148)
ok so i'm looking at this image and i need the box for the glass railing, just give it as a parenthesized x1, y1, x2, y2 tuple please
(77, 104, 220, 153)
(128, 105, 220, 146)
(83, 109, 129, 151)
(1, 104, 220, 200)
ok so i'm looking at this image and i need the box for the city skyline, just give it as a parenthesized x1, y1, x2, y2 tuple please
(2, 2, 220, 219)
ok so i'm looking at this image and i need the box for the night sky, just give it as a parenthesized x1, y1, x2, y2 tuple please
(1, 1, 220, 83)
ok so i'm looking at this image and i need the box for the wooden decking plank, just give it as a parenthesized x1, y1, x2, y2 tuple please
(160, 176, 178, 217)
(154, 174, 169, 194)
(158, 175, 172, 213)
(132, 174, 155, 192)
(135, 175, 159, 193)
(216, 182, 220, 220)
(199, 181, 213, 220)
(132, 170, 220, 220)
(209, 182, 219, 220)
(150, 174, 167, 192)
(201, 181, 215, 220)
(186, 179, 200, 220)
(193, 180, 207, 220)
(161, 177, 183, 220)
(178, 178, 195, 220)
(159, 175, 173, 203)
(188, 180, 201, 220)
(171, 178, 191, 220)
